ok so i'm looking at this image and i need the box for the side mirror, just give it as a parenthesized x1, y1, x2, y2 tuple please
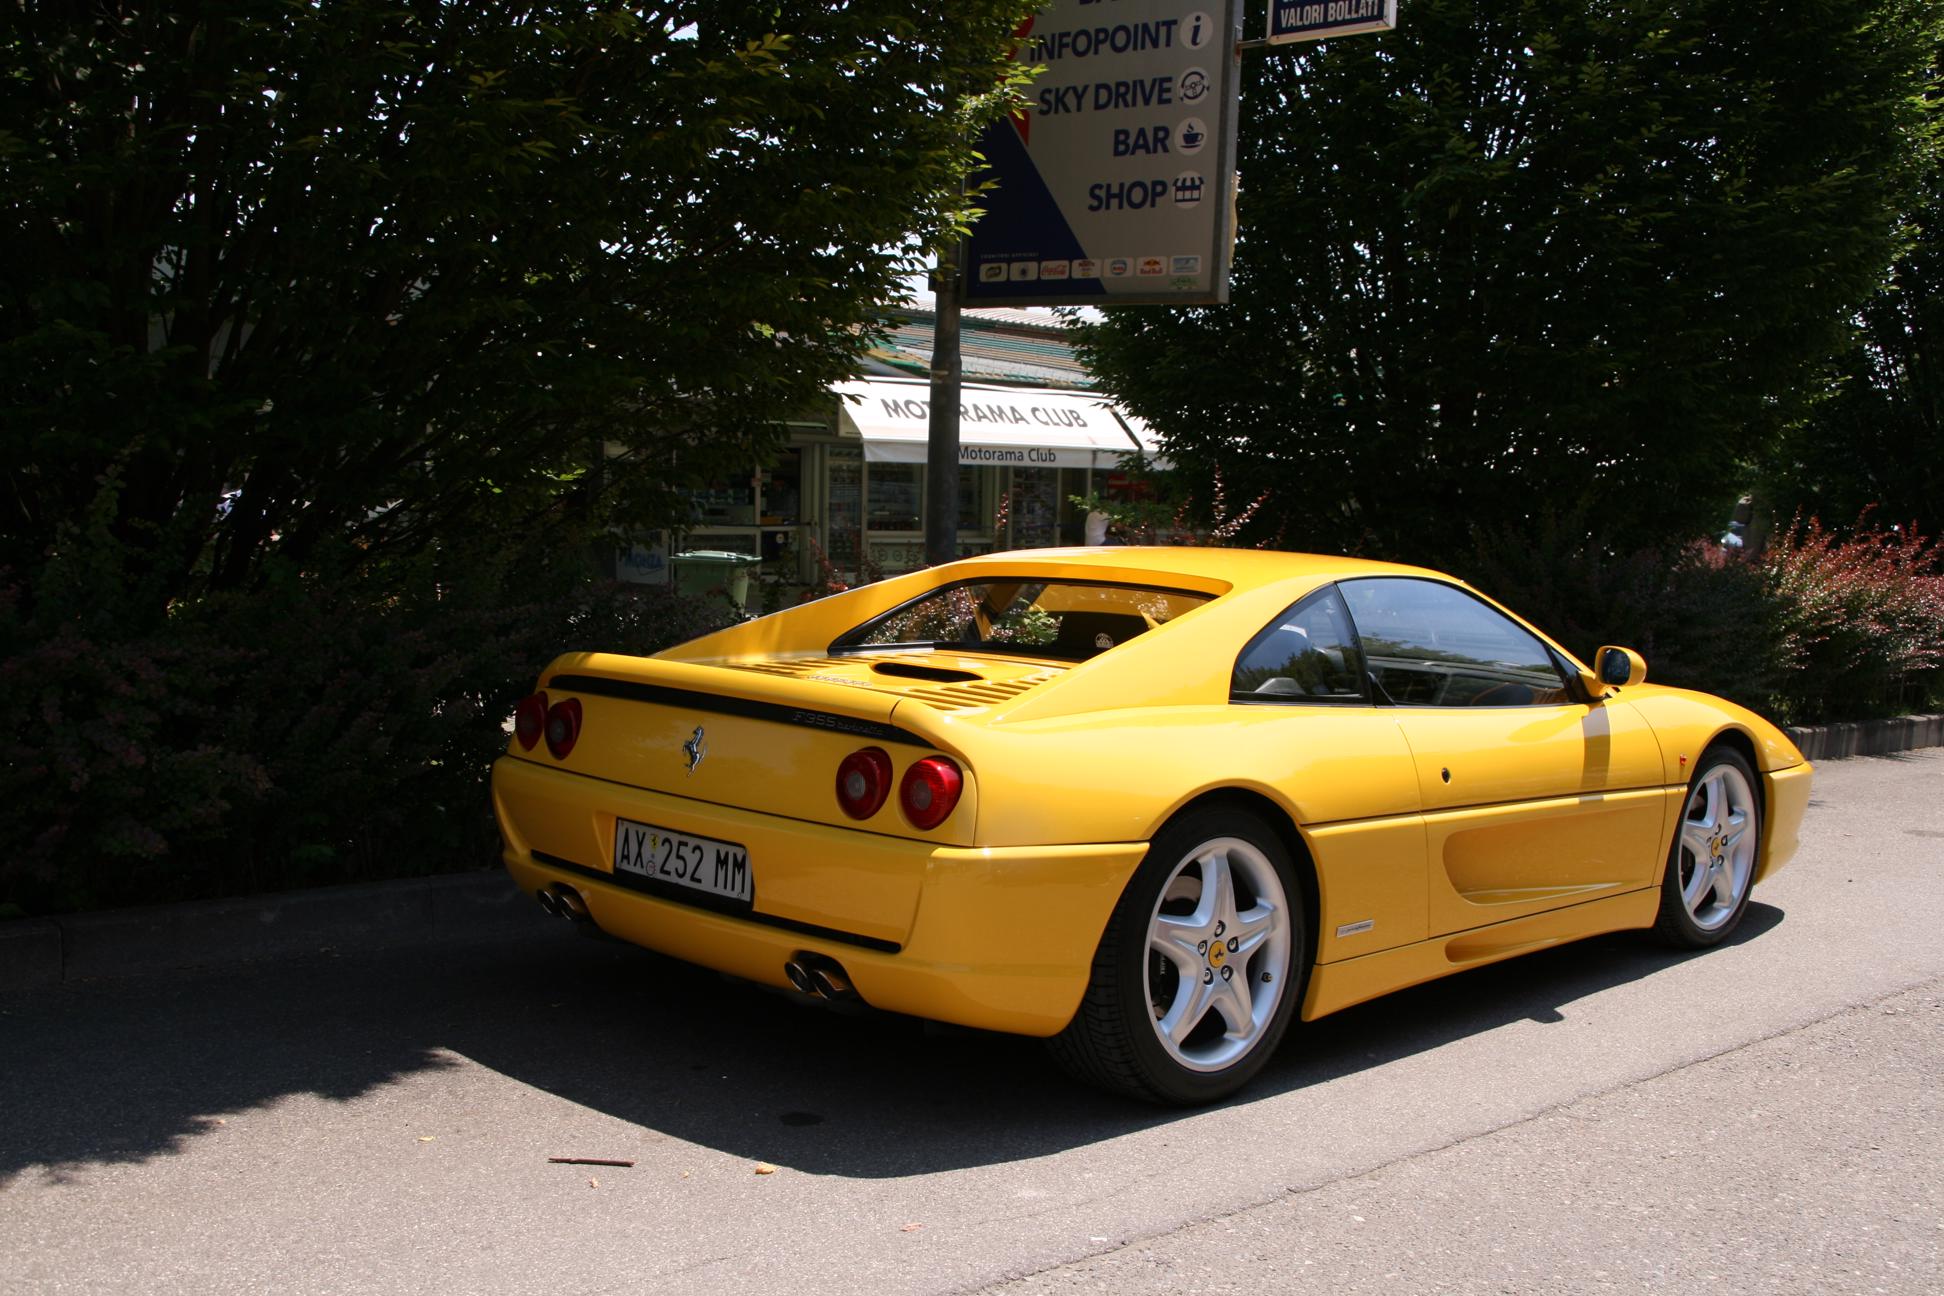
(1592, 645, 1648, 693)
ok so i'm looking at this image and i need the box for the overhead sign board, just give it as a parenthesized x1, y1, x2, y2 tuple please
(1266, 0, 1398, 44)
(964, 2, 1241, 307)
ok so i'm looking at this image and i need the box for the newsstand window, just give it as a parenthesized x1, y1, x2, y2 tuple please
(867, 462, 922, 533)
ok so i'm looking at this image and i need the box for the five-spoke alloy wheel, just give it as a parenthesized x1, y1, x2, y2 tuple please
(1050, 808, 1305, 1105)
(1655, 746, 1763, 947)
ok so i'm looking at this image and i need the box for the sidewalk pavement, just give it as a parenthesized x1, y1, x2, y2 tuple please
(0, 871, 537, 994)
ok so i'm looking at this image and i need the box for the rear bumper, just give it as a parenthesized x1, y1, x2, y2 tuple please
(492, 756, 1145, 1036)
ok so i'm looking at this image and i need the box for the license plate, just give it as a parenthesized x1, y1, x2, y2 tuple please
(612, 818, 752, 903)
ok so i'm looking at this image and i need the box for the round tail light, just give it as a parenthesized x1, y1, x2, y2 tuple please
(836, 747, 893, 820)
(899, 756, 963, 830)
(544, 696, 582, 759)
(513, 692, 548, 750)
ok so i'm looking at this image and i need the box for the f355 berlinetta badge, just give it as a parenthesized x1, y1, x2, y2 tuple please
(682, 725, 706, 775)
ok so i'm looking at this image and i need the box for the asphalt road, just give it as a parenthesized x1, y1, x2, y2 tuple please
(2, 751, 1940, 1295)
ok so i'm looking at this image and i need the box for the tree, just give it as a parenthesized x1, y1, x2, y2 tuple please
(0, 2, 1038, 907)
(1762, 53, 1944, 540)
(1073, 0, 1936, 563)
(1, 1, 1033, 618)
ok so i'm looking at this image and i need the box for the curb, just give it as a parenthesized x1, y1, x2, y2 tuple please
(0, 871, 540, 995)
(1784, 713, 1944, 762)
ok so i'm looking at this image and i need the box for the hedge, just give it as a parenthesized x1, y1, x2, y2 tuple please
(0, 569, 733, 918)
(1467, 514, 1944, 725)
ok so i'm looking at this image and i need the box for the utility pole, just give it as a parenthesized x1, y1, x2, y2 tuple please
(924, 235, 964, 568)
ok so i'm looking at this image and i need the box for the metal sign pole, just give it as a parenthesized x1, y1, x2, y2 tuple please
(924, 237, 964, 568)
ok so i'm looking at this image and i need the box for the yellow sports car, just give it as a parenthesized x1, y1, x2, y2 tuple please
(492, 548, 1812, 1104)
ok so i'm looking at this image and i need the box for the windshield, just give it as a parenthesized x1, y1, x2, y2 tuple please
(833, 579, 1210, 660)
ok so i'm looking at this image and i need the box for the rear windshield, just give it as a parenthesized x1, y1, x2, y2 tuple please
(832, 579, 1211, 660)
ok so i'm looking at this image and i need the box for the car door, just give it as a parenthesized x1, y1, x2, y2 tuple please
(1229, 584, 1427, 964)
(1337, 577, 1667, 936)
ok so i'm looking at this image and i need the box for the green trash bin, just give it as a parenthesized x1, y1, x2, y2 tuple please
(671, 550, 760, 610)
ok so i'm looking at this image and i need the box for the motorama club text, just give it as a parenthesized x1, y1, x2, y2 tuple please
(876, 397, 1093, 428)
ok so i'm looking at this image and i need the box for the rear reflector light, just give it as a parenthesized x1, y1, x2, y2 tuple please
(900, 756, 963, 830)
(836, 747, 893, 819)
(514, 692, 548, 750)
(544, 697, 582, 759)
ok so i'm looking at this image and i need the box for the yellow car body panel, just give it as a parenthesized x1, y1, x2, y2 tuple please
(514, 661, 979, 847)
(1616, 685, 1810, 780)
(1303, 813, 1431, 961)
(498, 755, 937, 947)
(1304, 888, 1664, 1020)
(1423, 787, 1677, 935)
(491, 546, 1814, 1045)
(1759, 761, 1815, 884)
(496, 757, 1140, 1034)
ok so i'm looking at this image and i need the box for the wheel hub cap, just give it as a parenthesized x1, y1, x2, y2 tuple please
(1678, 764, 1758, 932)
(1144, 839, 1294, 1073)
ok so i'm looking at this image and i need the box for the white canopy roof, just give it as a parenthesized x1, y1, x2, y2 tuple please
(834, 378, 1146, 469)
(1110, 408, 1173, 471)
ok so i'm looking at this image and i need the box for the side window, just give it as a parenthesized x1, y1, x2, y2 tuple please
(1231, 586, 1368, 704)
(1338, 578, 1569, 707)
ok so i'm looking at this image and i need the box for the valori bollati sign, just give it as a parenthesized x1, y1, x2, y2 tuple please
(963, 1, 1242, 307)
(1266, 0, 1398, 43)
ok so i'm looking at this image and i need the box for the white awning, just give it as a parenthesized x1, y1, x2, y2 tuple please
(834, 378, 1144, 469)
(1111, 409, 1174, 471)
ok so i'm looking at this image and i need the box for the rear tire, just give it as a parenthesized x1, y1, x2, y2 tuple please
(1652, 746, 1762, 948)
(1048, 808, 1305, 1105)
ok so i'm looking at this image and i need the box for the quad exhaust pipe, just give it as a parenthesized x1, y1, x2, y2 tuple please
(537, 888, 852, 996)
(784, 953, 858, 1003)
(535, 884, 591, 924)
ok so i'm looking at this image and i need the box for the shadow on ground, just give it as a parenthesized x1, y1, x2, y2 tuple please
(0, 902, 1783, 1184)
